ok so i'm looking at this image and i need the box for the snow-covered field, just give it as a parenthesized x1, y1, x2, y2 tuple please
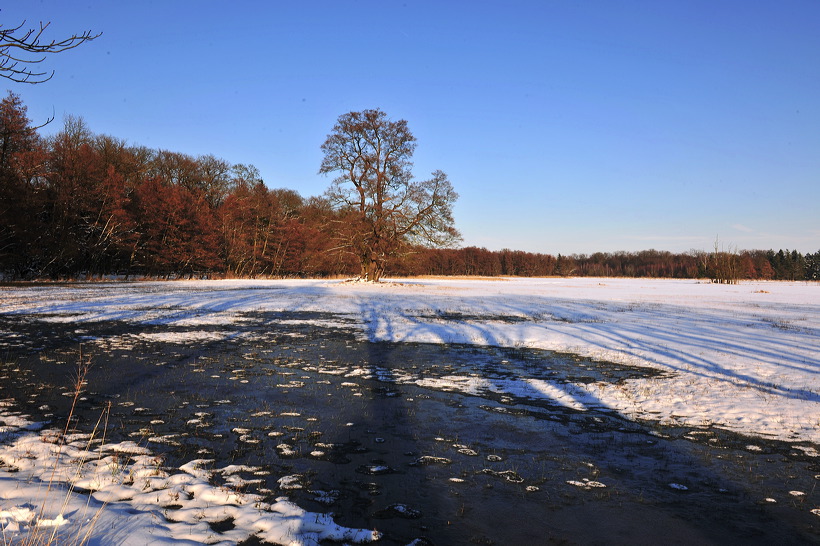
(4, 277, 817, 442)
(1, 277, 819, 543)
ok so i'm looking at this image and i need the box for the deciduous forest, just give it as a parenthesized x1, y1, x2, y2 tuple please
(1, 92, 817, 282)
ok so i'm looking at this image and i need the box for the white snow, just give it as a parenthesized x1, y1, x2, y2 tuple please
(0, 403, 380, 545)
(1, 276, 819, 543)
(567, 479, 607, 489)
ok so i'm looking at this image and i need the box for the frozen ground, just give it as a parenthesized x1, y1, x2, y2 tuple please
(3, 277, 817, 443)
(1, 277, 818, 544)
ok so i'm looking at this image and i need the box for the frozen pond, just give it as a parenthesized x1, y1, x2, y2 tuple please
(2, 300, 819, 545)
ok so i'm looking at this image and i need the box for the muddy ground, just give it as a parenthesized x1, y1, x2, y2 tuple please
(1, 312, 819, 545)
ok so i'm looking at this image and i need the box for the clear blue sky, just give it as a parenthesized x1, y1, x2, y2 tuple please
(4, 1, 819, 254)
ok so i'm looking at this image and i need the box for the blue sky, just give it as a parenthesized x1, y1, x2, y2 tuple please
(4, 1, 818, 254)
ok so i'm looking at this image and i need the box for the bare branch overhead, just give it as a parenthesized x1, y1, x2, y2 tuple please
(0, 20, 101, 84)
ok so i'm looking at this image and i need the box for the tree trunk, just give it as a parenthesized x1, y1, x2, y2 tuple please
(361, 257, 384, 282)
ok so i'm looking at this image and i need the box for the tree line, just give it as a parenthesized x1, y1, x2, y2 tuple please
(0, 92, 817, 282)
(0, 92, 342, 278)
(402, 247, 819, 282)
(1, 95, 460, 280)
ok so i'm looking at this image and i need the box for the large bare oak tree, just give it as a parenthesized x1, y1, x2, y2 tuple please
(320, 109, 460, 281)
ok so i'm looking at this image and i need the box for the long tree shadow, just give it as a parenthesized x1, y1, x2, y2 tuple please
(311, 303, 455, 544)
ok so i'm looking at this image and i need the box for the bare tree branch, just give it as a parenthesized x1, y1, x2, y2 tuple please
(0, 20, 101, 84)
